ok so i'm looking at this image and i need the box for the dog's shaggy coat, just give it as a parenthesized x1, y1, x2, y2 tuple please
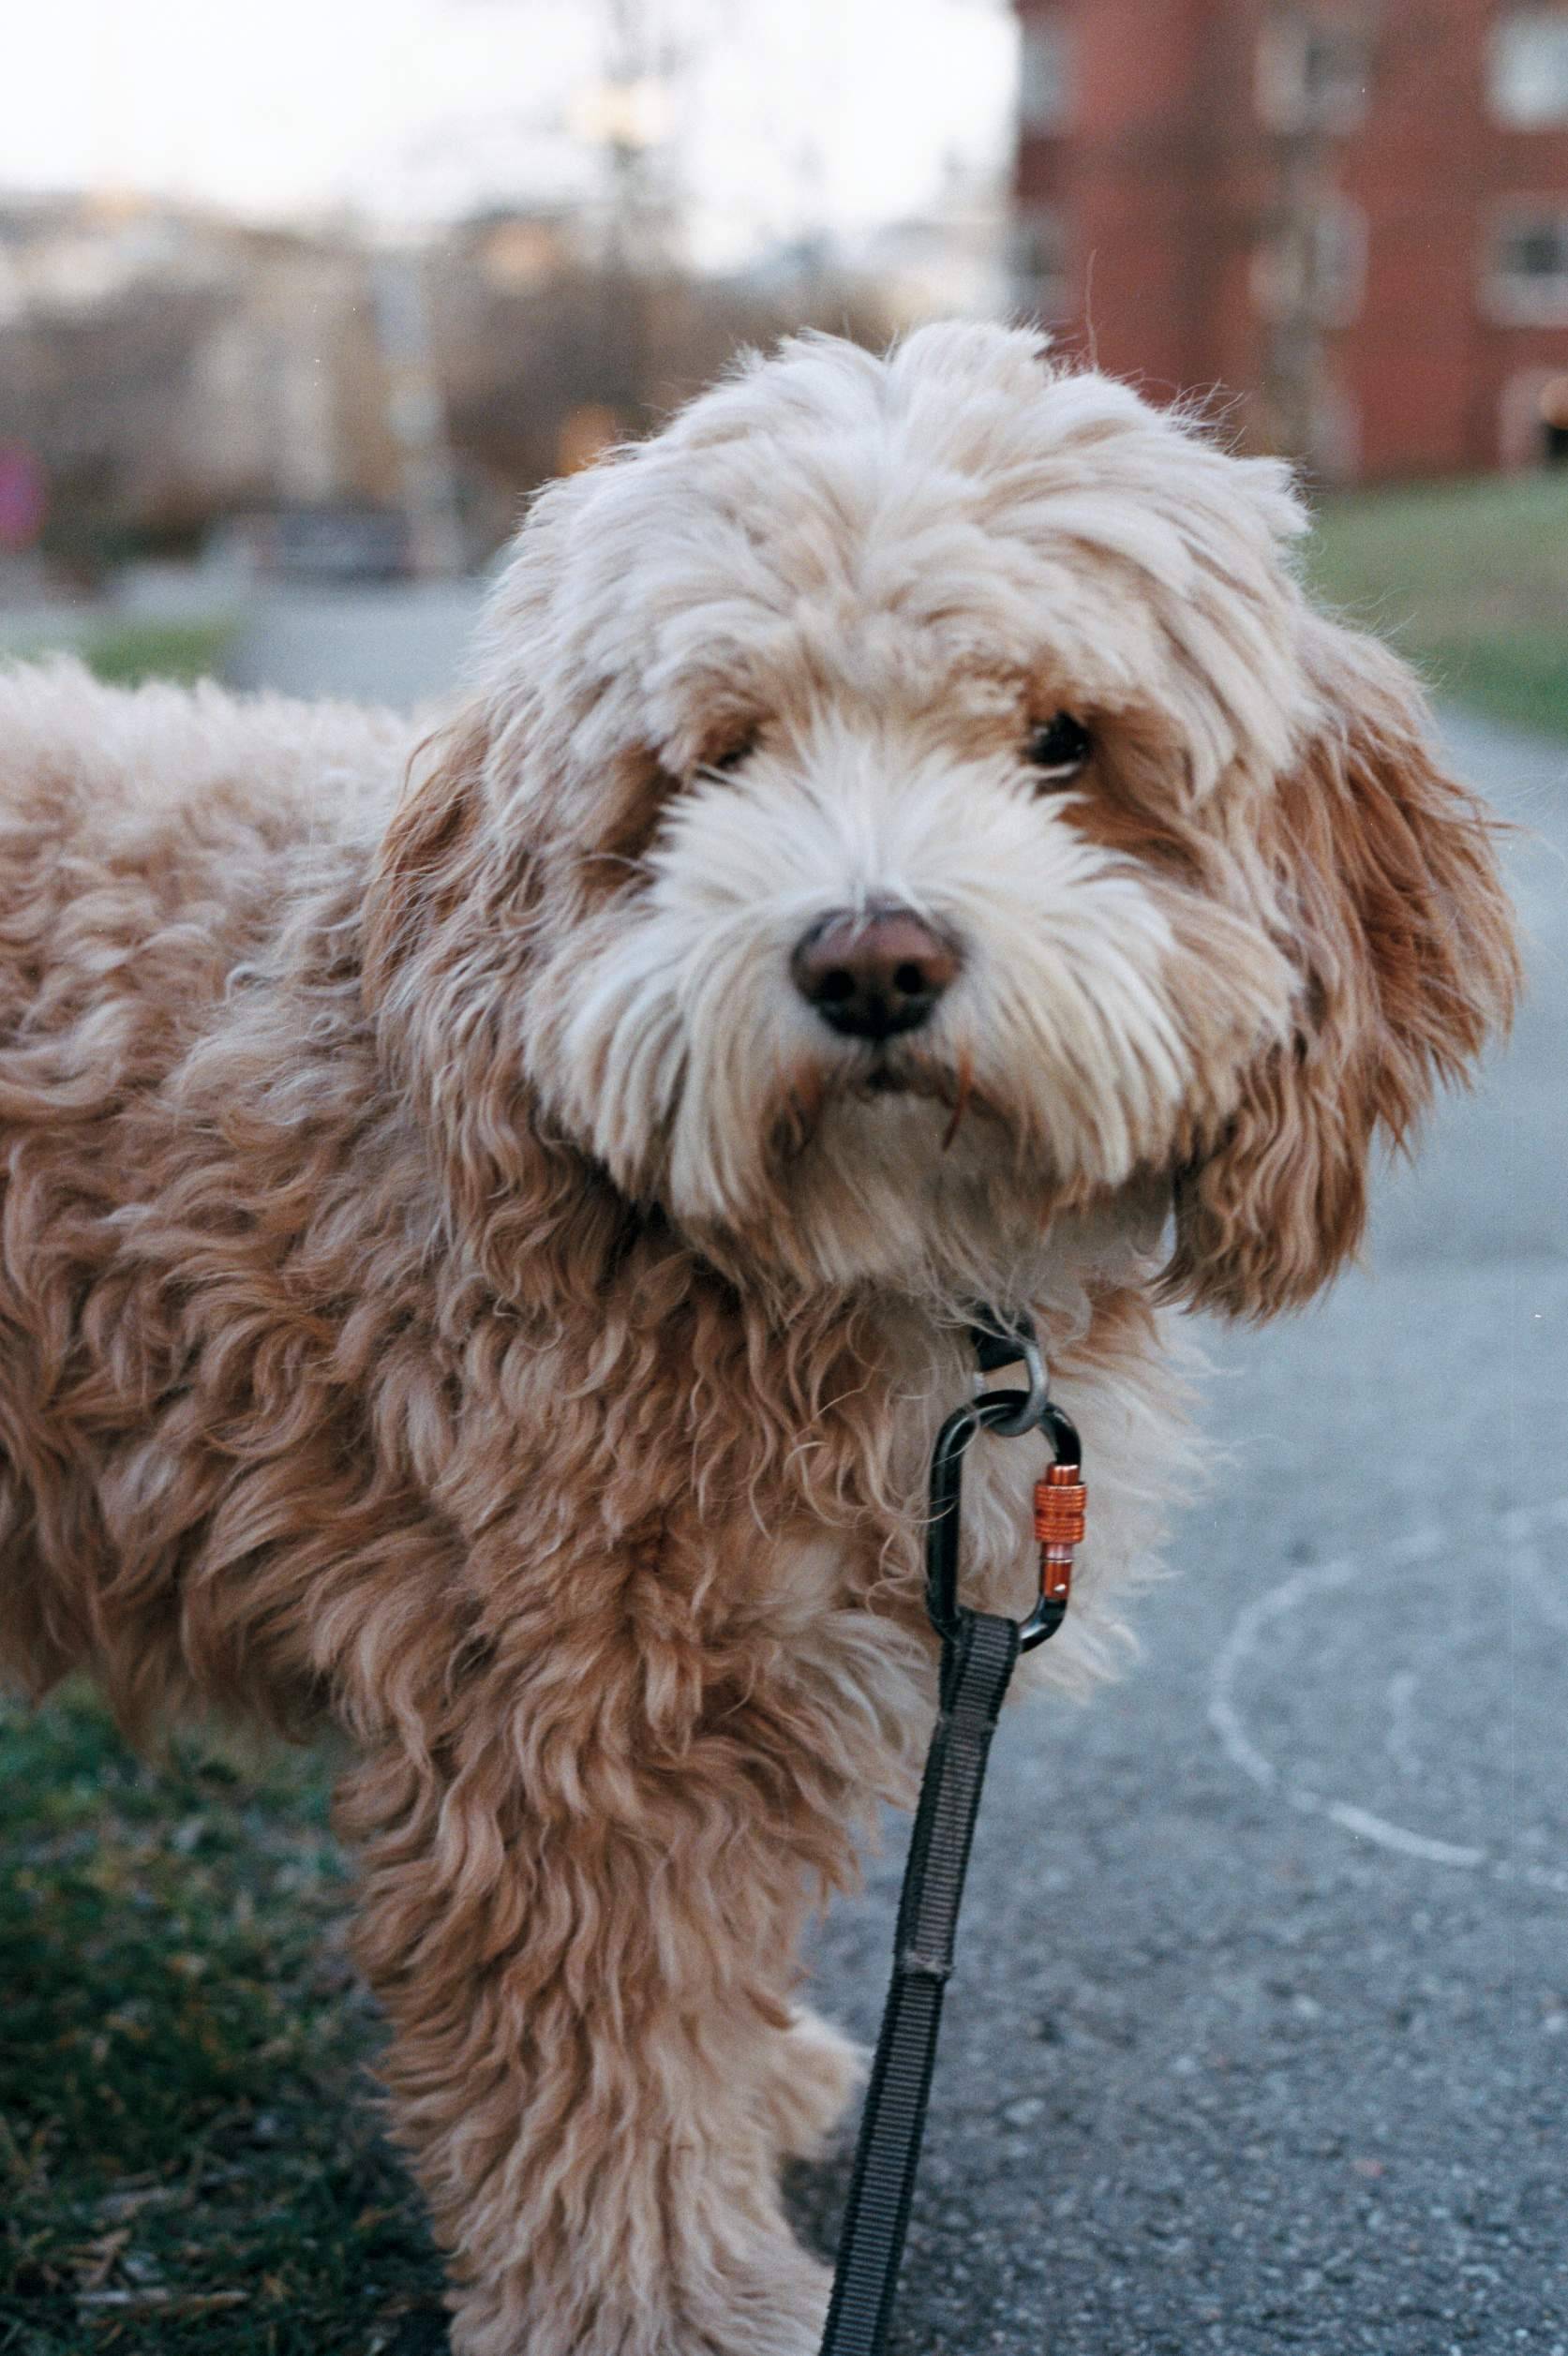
(0, 324, 1517, 2354)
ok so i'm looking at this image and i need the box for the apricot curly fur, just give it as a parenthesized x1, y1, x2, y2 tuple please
(0, 322, 1516, 2356)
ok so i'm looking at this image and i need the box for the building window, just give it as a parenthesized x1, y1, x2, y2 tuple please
(1009, 205, 1070, 321)
(1019, 13, 1071, 133)
(1487, 207, 1568, 322)
(1251, 197, 1368, 327)
(1542, 376, 1568, 462)
(1491, 8, 1568, 126)
(1258, 13, 1372, 133)
(1500, 367, 1568, 465)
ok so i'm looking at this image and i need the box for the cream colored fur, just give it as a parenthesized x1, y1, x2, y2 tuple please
(0, 323, 1516, 2354)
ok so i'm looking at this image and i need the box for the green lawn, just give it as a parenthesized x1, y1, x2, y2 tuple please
(69, 621, 237, 691)
(1307, 470, 1568, 740)
(1, 621, 236, 693)
(0, 1690, 444, 2355)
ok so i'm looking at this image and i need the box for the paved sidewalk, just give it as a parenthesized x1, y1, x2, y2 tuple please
(224, 584, 485, 708)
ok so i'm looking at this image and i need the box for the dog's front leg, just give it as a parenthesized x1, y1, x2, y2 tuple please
(340, 1673, 851, 2356)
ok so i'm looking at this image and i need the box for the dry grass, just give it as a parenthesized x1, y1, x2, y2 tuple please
(0, 1688, 445, 2355)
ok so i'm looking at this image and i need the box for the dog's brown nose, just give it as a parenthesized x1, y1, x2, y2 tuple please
(791, 906, 960, 1040)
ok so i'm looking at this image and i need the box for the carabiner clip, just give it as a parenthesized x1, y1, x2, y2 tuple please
(925, 1381, 1084, 1654)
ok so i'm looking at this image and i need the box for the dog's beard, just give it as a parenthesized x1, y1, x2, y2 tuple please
(755, 1065, 1113, 1297)
(527, 749, 1294, 1300)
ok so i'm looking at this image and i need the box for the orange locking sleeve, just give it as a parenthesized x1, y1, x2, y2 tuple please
(1034, 1463, 1086, 1605)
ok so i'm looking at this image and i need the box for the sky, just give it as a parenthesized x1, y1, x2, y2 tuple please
(4, 0, 1018, 265)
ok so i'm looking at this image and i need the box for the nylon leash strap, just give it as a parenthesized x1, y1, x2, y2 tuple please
(818, 1318, 1084, 2356)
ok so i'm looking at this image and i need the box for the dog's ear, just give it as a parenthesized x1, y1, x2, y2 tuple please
(361, 709, 630, 1303)
(362, 711, 499, 1012)
(1163, 616, 1518, 1320)
(362, 709, 534, 1226)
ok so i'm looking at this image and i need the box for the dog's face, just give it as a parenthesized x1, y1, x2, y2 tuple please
(367, 324, 1516, 1315)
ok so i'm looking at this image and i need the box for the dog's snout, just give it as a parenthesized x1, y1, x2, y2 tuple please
(790, 906, 960, 1041)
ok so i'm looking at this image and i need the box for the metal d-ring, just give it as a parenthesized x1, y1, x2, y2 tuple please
(980, 1329, 1048, 1436)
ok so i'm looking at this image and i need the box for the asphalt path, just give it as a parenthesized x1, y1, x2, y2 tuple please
(796, 708, 1568, 2356)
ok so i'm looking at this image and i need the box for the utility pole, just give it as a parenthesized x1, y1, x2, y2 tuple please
(370, 246, 466, 578)
(1265, 106, 1331, 469)
(576, 0, 684, 428)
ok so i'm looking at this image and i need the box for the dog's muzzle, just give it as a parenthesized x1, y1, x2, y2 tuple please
(790, 905, 961, 1042)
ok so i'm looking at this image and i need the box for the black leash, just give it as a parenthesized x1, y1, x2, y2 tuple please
(819, 1314, 1084, 2356)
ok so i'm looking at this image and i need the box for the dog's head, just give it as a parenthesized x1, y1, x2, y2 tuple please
(365, 322, 1516, 1316)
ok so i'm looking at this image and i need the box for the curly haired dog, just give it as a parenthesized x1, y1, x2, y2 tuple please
(0, 323, 1516, 2354)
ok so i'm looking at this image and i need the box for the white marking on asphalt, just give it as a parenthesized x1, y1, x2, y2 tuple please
(1207, 1496, 1568, 1886)
(1325, 1802, 1486, 1869)
(1208, 1551, 1366, 1796)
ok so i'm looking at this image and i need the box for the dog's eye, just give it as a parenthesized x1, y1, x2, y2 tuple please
(1026, 713, 1092, 782)
(707, 732, 757, 775)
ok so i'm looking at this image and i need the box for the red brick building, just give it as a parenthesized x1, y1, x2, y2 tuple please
(1013, 1, 1568, 479)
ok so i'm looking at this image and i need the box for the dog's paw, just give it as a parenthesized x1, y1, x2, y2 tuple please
(688, 2243, 832, 2356)
(449, 2244, 830, 2356)
(761, 2004, 866, 2160)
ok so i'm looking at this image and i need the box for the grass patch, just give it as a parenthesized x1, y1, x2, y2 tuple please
(74, 622, 236, 690)
(0, 1688, 445, 2355)
(1307, 471, 1568, 739)
(1, 620, 235, 692)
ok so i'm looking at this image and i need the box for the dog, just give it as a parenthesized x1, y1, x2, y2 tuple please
(0, 322, 1517, 2354)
